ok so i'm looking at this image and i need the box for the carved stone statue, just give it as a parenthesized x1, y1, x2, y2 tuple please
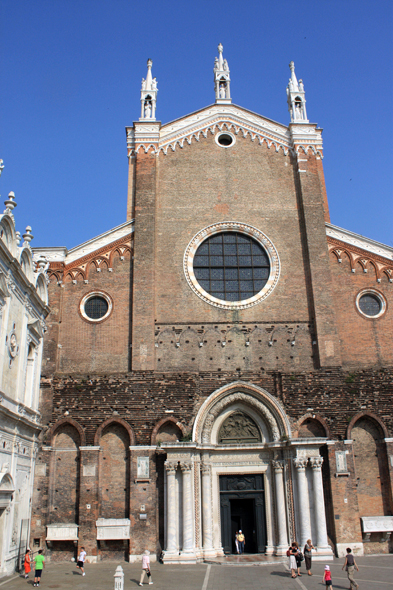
(144, 102, 151, 118)
(219, 84, 226, 99)
(214, 57, 219, 70)
(223, 59, 228, 71)
(218, 411, 261, 444)
(152, 78, 157, 90)
(141, 78, 146, 90)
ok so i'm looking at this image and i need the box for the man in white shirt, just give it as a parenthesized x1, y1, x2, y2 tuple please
(76, 547, 86, 576)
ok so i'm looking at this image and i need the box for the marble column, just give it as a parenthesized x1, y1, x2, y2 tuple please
(164, 461, 178, 553)
(180, 461, 194, 553)
(201, 463, 213, 552)
(272, 460, 288, 552)
(310, 457, 329, 549)
(293, 457, 311, 546)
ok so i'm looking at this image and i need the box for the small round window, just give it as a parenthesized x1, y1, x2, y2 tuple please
(215, 132, 235, 148)
(80, 292, 112, 323)
(356, 290, 386, 319)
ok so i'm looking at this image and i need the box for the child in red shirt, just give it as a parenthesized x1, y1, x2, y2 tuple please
(323, 565, 333, 588)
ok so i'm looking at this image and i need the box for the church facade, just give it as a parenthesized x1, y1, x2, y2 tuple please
(31, 46, 393, 564)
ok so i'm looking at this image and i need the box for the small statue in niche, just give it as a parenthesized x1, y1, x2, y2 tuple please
(214, 57, 219, 70)
(141, 78, 146, 90)
(152, 77, 157, 90)
(299, 79, 304, 91)
(295, 102, 302, 119)
(219, 83, 226, 99)
(144, 102, 151, 118)
(223, 59, 228, 71)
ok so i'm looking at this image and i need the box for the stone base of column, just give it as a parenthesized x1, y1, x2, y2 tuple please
(265, 545, 275, 556)
(162, 550, 180, 564)
(274, 545, 289, 556)
(311, 545, 334, 561)
(179, 549, 197, 563)
(129, 553, 158, 563)
(202, 548, 219, 559)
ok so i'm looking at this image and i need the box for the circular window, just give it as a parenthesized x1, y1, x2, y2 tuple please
(356, 290, 386, 319)
(80, 292, 112, 323)
(184, 222, 280, 310)
(215, 132, 235, 148)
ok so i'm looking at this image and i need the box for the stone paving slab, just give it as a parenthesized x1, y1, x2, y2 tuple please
(0, 555, 392, 590)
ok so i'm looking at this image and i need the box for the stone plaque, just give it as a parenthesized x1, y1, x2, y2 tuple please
(137, 456, 149, 478)
(36, 464, 46, 477)
(335, 451, 347, 473)
(96, 518, 130, 540)
(46, 524, 78, 541)
(83, 464, 96, 477)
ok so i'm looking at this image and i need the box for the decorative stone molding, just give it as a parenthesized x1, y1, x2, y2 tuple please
(184, 222, 280, 310)
(180, 461, 192, 473)
(272, 460, 284, 472)
(96, 519, 130, 540)
(200, 463, 212, 476)
(361, 516, 393, 543)
(293, 457, 308, 470)
(309, 456, 323, 470)
(164, 460, 178, 473)
(46, 523, 79, 541)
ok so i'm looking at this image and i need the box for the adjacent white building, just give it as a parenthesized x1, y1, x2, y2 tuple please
(0, 163, 49, 575)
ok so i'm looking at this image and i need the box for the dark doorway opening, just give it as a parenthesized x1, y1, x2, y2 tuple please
(219, 474, 266, 554)
(230, 498, 257, 553)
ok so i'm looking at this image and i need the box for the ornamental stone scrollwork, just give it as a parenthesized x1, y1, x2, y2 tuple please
(272, 460, 284, 472)
(200, 463, 211, 476)
(180, 461, 192, 473)
(164, 460, 178, 474)
(202, 391, 280, 443)
(293, 457, 308, 470)
(310, 456, 323, 470)
(226, 476, 256, 491)
(7, 326, 19, 366)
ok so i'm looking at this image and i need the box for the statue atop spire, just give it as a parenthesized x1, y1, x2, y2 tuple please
(214, 44, 231, 104)
(286, 61, 308, 123)
(140, 59, 158, 121)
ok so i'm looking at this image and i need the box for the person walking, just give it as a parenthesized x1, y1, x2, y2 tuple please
(139, 550, 153, 586)
(234, 531, 239, 554)
(23, 549, 31, 579)
(323, 565, 334, 589)
(237, 530, 245, 554)
(76, 546, 86, 576)
(304, 539, 314, 575)
(342, 547, 359, 589)
(288, 543, 298, 578)
(33, 550, 45, 587)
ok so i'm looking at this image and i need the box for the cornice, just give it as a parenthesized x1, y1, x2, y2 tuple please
(326, 223, 393, 261)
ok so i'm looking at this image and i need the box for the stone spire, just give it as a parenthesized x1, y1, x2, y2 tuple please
(140, 59, 158, 121)
(214, 43, 231, 104)
(286, 61, 308, 123)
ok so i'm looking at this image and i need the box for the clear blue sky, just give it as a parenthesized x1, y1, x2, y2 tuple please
(1, 0, 392, 248)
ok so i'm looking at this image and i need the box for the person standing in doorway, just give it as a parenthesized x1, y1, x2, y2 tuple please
(304, 539, 314, 575)
(23, 549, 31, 579)
(33, 550, 45, 587)
(342, 547, 359, 589)
(76, 546, 86, 576)
(237, 530, 245, 554)
(139, 550, 153, 585)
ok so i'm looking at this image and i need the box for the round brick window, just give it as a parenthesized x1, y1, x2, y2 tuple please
(80, 292, 113, 323)
(184, 222, 280, 310)
(215, 132, 235, 148)
(356, 290, 386, 319)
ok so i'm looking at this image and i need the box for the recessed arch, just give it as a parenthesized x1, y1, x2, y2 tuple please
(347, 411, 388, 440)
(151, 417, 186, 445)
(296, 414, 330, 439)
(193, 381, 291, 444)
(94, 417, 135, 446)
(48, 417, 85, 447)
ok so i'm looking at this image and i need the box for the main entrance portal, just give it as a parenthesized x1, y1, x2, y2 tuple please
(219, 474, 266, 554)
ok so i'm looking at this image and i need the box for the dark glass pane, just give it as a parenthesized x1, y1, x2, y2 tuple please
(359, 294, 381, 316)
(194, 255, 209, 267)
(197, 243, 209, 255)
(223, 234, 236, 243)
(225, 268, 238, 280)
(238, 255, 252, 266)
(251, 242, 265, 254)
(223, 243, 237, 255)
(210, 244, 223, 255)
(211, 268, 224, 280)
(194, 268, 209, 279)
(239, 268, 253, 280)
(238, 244, 251, 255)
(225, 280, 239, 292)
(224, 255, 237, 266)
(226, 292, 240, 301)
(240, 280, 253, 291)
(209, 235, 223, 243)
(211, 280, 224, 291)
(211, 292, 225, 300)
(254, 280, 267, 291)
(210, 255, 224, 266)
(237, 235, 249, 243)
(198, 280, 210, 291)
(241, 292, 254, 300)
(253, 267, 269, 279)
(85, 296, 108, 319)
(252, 255, 269, 266)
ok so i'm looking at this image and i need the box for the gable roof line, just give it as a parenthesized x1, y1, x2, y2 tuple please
(326, 223, 393, 261)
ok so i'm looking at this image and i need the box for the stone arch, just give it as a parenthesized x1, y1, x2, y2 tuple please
(94, 417, 135, 446)
(36, 273, 48, 304)
(48, 418, 85, 447)
(296, 414, 330, 438)
(193, 381, 291, 444)
(347, 411, 388, 440)
(151, 417, 186, 445)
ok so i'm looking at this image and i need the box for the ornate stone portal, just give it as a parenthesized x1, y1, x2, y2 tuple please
(161, 383, 333, 562)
